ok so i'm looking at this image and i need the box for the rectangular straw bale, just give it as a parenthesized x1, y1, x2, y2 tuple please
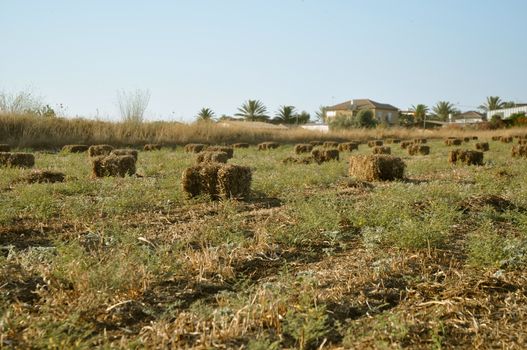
(217, 164, 252, 199)
(23, 170, 65, 184)
(88, 144, 114, 157)
(0, 152, 35, 168)
(472, 136, 478, 140)
(408, 144, 430, 155)
(311, 149, 339, 163)
(144, 144, 162, 151)
(232, 143, 249, 148)
(491, 136, 501, 141)
(372, 146, 391, 155)
(111, 149, 138, 161)
(475, 142, 489, 151)
(368, 140, 383, 147)
(258, 142, 280, 150)
(196, 151, 229, 164)
(518, 139, 527, 145)
(413, 138, 427, 144)
(386, 139, 401, 144)
(91, 154, 136, 177)
(500, 136, 513, 143)
(206, 146, 234, 159)
(184, 143, 206, 153)
(62, 144, 89, 153)
(338, 142, 359, 152)
(282, 156, 315, 165)
(448, 149, 483, 165)
(400, 141, 412, 149)
(294, 143, 314, 154)
(444, 138, 462, 146)
(0, 144, 10, 152)
(309, 141, 324, 146)
(512, 145, 527, 157)
(349, 155, 405, 181)
(323, 141, 339, 149)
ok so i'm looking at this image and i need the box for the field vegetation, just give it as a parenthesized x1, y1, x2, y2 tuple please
(2, 116, 527, 348)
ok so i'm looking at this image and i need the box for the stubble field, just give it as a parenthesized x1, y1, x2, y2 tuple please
(2, 135, 527, 349)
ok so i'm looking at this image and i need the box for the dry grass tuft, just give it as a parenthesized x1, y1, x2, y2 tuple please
(143, 144, 162, 151)
(0, 152, 35, 168)
(206, 146, 234, 159)
(448, 149, 484, 165)
(258, 142, 280, 151)
(312, 149, 339, 163)
(88, 144, 114, 157)
(91, 154, 136, 177)
(367, 140, 383, 147)
(338, 142, 359, 152)
(181, 163, 251, 200)
(372, 146, 391, 155)
(62, 144, 89, 153)
(475, 142, 490, 151)
(22, 170, 65, 184)
(408, 144, 430, 155)
(349, 155, 405, 181)
(0, 144, 10, 152)
(232, 143, 249, 148)
(196, 151, 229, 164)
(511, 145, 527, 157)
(111, 149, 138, 161)
(294, 143, 314, 154)
(184, 143, 206, 153)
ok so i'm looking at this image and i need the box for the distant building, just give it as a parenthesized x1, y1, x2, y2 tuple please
(300, 123, 329, 133)
(453, 111, 486, 124)
(486, 105, 527, 119)
(325, 99, 399, 125)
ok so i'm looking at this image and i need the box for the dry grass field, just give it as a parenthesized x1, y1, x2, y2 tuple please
(2, 124, 527, 348)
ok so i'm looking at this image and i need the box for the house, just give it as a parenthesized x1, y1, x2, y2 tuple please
(452, 111, 486, 124)
(300, 123, 329, 133)
(486, 105, 527, 120)
(325, 99, 399, 125)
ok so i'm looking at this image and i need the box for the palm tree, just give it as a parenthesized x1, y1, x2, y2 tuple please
(235, 100, 269, 122)
(274, 105, 297, 124)
(196, 107, 215, 122)
(314, 106, 327, 123)
(432, 101, 457, 121)
(410, 104, 429, 124)
(479, 96, 505, 112)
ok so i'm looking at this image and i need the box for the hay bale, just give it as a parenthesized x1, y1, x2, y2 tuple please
(0, 152, 35, 168)
(184, 143, 206, 153)
(282, 156, 315, 165)
(491, 136, 501, 141)
(408, 145, 430, 155)
(88, 144, 114, 157)
(367, 140, 383, 147)
(386, 139, 401, 144)
(196, 151, 229, 164)
(444, 138, 463, 146)
(500, 136, 513, 143)
(62, 144, 89, 153)
(475, 142, 490, 151)
(144, 144, 162, 151)
(349, 155, 405, 181)
(338, 142, 359, 152)
(512, 145, 527, 157)
(413, 138, 427, 144)
(294, 143, 313, 154)
(309, 141, 324, 146)
(206, 146, 234, 159)
(448, 149, 484, 165)
(311, 149, 339, 163)
(0, 144, 11, 152)
(111, 149, 138, 161)
(232, 143, 249, 148)
(372, 146, 391, 155)
(23, 170, 65, 184)
(400, 141, 412, 149)
(463, 137, 471, 142)
(323, 141, 339, 149)
(91, 154, 136, 177)
(472, 136, 478, 140)
(518, 139, 527, 145)
(257, 142, 280, 150)
(181, 164, 251, 200)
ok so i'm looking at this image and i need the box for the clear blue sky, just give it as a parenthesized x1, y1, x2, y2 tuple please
(1, 0, 526, 122)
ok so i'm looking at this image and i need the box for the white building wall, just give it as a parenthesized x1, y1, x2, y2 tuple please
(487, 106, 527, 119)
